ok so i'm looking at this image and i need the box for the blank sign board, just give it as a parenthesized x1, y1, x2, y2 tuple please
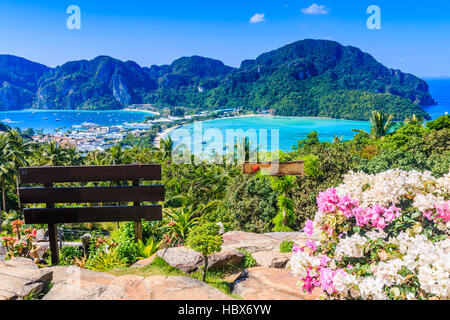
(242, 161, 305, 177)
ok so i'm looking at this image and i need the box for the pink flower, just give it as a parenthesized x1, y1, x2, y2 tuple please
(305, 240, 318, 252)
(304, 220, 314, 237)
(320, 255, 331, 267)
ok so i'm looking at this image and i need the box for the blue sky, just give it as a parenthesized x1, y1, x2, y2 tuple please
(0, 1, 449, 77)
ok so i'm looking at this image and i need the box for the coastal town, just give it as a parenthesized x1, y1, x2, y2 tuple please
(31, 107, 244, 152)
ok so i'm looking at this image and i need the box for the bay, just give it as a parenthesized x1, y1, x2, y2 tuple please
(0, 109, 155, 133)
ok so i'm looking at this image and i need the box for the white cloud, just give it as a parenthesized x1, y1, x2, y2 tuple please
(250, 13, 266, 24)
(301, 3, 329, 15)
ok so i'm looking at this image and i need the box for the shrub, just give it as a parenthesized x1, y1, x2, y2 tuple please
(186, 222, 222, 281)
(59, 246, 83, 266)
(238, 249, 257, 268)
(280, 240, 294, 253)
(290, 169, 450, 300)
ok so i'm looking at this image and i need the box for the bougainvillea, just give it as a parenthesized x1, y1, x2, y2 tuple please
(290, 169, 450, 300)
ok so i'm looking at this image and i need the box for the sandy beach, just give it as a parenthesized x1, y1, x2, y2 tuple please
(153, 125, 180, 148)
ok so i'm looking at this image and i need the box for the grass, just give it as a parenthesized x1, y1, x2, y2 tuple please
(23, 283, 53, 300)
(109, 257, 242, 299)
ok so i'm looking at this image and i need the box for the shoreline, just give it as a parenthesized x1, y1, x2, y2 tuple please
(153, 125, 180, 148)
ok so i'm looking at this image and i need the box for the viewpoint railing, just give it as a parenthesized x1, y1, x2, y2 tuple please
(18, 164, 164, 265)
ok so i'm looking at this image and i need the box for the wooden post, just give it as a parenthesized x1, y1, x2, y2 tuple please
(45, 183, 59, 265)
(133, 179, 143, 242)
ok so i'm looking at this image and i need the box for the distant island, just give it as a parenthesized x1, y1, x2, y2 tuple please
(0, 39, 436, 121)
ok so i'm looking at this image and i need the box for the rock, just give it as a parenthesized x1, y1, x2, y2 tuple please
(156, 247, 244, 273)
(0, 258, 53, 300)
(81, 234, 91, 254)
(156, 247, 203, 273)
(43, 266, 116, 300)
(98, 275, 233, 300)
(131, 255, 156, 268)
(271, 257, 290, 269)
(208, 249, 244, 270)
(35, 229, 47, 242)
(222, 231, 281, 253)
(2, 257, 37, 269)
(216, 222, 225, 235)
(251, 251, 291, 268)
(263, 232, 306, 241)
(232, 267, 321, 300)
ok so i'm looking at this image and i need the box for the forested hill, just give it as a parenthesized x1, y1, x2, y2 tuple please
(0, 39, 436, 120)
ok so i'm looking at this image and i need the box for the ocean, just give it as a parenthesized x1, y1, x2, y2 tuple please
(0, 109, 155, 133)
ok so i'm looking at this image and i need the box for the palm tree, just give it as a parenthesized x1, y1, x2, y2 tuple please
(353, 109, 394, 139)
(405, 114, 425, 126)
(159, 137, 174, 162)
(4, 130, 33, 210)
(40, 141, 71, 166)
(0, 136, 15, 213)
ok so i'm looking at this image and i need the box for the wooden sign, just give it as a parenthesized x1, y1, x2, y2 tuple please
(18, 164, 164, 265)
(242, 161, 305, 177)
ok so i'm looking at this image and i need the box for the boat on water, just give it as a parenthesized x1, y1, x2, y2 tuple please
(43, 118, 48, 120)
(55, 119, 61, 122)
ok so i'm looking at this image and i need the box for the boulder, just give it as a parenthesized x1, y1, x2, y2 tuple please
(156, 247, 244, 273)
(156, 247, 203, 273)
(232, 267, 321, 300)
(208, 249, 244, 270)
(43, 266, 116, 300)
(35, 229, 47, 242)
(222, 231, 282, 253)
(251, 251, 291, 268)
(98, 275, 233, 300)
(0, 258, 53, 300)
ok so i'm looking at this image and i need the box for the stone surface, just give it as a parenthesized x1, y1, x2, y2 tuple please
(43, 266, 116, 300)
(35, 229, 47, 242)
(252, 251, 291, 268)
(0, 258, 53, 300)
(208, 249, 244, 270)
(98, 275, 233, 300)
(156, 247, 244, 273)
(131, 255, 156, 268)
(156, 247, 203, 273)
(232, 267, 322, 300)
(222, 231, 282, 253)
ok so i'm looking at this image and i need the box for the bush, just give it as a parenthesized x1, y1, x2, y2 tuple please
(238, 249, 257, 268)
(280, 240, 294, 253)
(59, 246, 83, 266)
(186, 222, 222, 281)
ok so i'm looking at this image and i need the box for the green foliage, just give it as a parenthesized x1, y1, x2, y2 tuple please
(238, 249, 257, 268)
(59, 246, 84, 266)
(280, 240, 294, 253)
(225, 174, 278, 233)
(186, 222, 222, 257)
(426, 115, 450, 131)
(111, 221, 163, 264)
(85, 246, 126, 272)
(186, 222, 222, 281)
(136, 238, 160, 260)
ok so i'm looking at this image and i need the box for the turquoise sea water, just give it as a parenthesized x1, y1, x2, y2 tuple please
(172, 79, 450, 153)
(0, 109, 154, 133)
(172, 116, 371, 153)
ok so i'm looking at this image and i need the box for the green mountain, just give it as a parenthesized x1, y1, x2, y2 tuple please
(0, 55, 49, 111)
(143, 39, 434, 120)
(0, 39, 437, 120)
(35, 56, 157, 110)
